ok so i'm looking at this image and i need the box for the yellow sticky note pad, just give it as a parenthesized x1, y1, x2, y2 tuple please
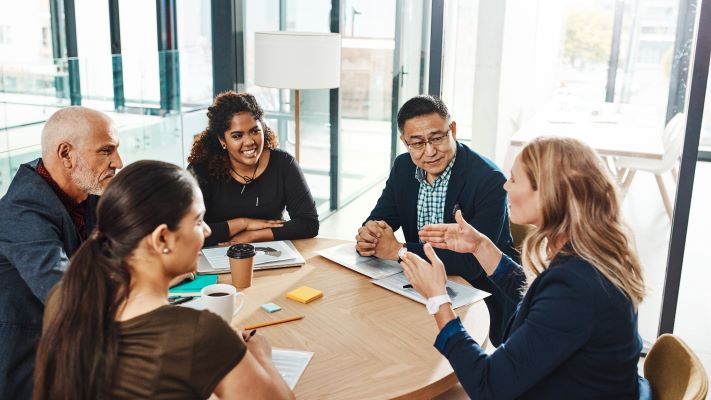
(287, 286, 323, 304)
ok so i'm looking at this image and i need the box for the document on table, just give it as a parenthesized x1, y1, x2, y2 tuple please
(316, 243, 402, 279)
(273, 348, 314, 390)
(370, 272, 490, 310)
(198, 240, 304, 274)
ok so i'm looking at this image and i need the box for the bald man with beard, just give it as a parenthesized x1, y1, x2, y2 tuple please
(0, 107, 122, 399)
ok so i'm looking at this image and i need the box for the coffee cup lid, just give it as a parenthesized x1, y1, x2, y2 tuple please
(227, 243, 256, 258)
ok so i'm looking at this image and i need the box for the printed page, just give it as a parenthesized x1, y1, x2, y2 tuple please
(272, 348, 314, 390)
(201, 247, 230, 270)
(371, 272, 490, 309)
(316, 243, 402, 279)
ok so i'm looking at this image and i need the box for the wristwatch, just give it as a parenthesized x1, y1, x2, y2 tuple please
(425, 294, 452, 315)
(397, 243, 407, 262)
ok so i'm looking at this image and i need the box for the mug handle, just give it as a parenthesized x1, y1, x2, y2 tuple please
(233, 292, 246, 317)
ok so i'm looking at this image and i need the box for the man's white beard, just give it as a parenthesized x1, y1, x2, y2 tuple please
(71, 158, 104, 196)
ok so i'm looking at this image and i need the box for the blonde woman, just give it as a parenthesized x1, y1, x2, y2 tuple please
(405, 137, 649, 399)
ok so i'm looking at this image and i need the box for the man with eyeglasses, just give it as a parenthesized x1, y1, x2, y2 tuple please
(356, 95, 520, 346)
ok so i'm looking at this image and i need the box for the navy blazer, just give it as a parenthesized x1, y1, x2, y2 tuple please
(438, 254, 643, 399)
(0, 159, 98, 399)
(365, 142, 515, 282)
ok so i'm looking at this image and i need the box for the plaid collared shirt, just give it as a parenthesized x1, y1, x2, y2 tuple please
(416, 156, 456, 234)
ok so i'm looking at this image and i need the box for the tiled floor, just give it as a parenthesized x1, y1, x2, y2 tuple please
(318, 160, 711, 399)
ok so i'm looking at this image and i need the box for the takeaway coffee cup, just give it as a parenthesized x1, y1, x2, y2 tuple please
(227, 243, 256, 288)
(201, 283, 245, 323)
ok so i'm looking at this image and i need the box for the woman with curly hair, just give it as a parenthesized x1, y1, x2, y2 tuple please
(188, 91, 318, 246)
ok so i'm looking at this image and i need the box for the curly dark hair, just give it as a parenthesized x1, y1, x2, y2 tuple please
(188, 91, 279, 180)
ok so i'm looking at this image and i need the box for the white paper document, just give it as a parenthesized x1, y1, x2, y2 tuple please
(371, 272, 490, 310)
(273, 348, 314, 390)
(198, 240, 304, 274)
(316, 243, 402, 279)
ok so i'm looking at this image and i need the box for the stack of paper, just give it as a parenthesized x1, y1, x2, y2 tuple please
(370, 272, 489, 310)
(315, 243, 402, 279)
(273, 348, 314, 389)
(317, 243, 490, 310)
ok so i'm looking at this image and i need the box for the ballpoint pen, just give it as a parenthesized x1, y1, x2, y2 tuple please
(245, 329, 257, 342)
(169, 296, 195, 305)
(403, 284, 456, 297)
(452, 203, 461, 220)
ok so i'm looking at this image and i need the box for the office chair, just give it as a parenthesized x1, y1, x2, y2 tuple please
(615, 113, 686, 218)
(644, 333, 708, 400)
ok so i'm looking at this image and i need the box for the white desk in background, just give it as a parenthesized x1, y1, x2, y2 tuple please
(504, 106, 665, 173)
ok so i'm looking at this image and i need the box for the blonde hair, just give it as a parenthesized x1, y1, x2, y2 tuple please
(519, 137, 645, 308)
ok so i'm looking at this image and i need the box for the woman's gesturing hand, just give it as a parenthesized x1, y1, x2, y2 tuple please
(399, 243, 448, 299)
(418, 210, 486, 255)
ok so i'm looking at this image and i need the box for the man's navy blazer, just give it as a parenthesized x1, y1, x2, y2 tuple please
(365, 141, 516, 282)
(0, 159, 98, 399)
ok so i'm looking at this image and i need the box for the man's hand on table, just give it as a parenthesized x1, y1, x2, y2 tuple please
(356, 220, 402, 260)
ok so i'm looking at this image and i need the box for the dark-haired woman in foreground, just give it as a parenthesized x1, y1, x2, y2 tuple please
(188, 91, 318, 246)
(34, 160, 294, 400)
(403, 137, 651, 399)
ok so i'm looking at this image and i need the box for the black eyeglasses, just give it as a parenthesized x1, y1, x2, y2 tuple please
(404, 128, 451, 153)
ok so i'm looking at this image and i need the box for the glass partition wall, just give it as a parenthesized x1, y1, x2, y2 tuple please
(241, 0, 430, 216)
(0, 0, 430, 216)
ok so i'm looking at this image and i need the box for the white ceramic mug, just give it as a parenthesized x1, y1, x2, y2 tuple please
(200, 283, 245, 323)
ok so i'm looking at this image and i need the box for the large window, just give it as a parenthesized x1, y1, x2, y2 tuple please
(0, 0, 57, 195)
(243, 0, 408, 213)
(244, 0, 333, 212)
(1, 0, 434, 215)
(675, 65, 711, 371)
(75, 0, 113, 106)
(339, 0, 396, 204)
(177, 0, 212, 107)
(119, 0, 160, 105)
(442, 0, 707, 366)
(0, 0, 55, 99)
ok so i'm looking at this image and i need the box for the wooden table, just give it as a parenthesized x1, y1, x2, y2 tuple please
(219, 238, 490, 399)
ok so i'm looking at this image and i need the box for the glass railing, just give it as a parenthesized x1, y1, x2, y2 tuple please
(1, 48, 394, 218)
(0, 51, 203, 197)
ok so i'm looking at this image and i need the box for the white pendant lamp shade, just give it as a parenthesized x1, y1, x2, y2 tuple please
(254, 32, 341, 89)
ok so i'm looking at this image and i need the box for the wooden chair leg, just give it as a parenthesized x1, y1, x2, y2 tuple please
(619, 169, 636, 197)
(617, 166, 627, 183)
(671, 166, 679, 183)
(655, 174, 673, 218)
(602, 156, 618, 178)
